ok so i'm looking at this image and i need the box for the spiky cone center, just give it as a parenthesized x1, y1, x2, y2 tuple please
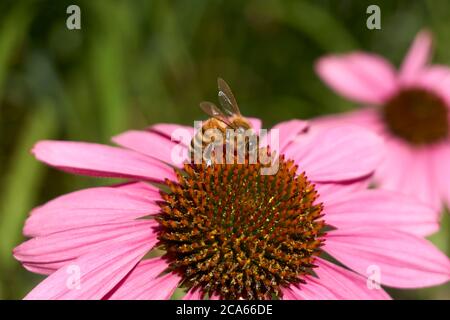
(382, 87, 449, 145)
(156, 154, 325, 300)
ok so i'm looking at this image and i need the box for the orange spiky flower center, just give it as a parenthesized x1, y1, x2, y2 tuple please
(156, 154, 325, 300)
(383, 87, 449, 145)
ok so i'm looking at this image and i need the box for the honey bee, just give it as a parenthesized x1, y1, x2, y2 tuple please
(191, 78, 257, 165)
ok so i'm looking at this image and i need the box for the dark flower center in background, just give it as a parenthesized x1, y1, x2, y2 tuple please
(156, 155, 324, 300)
(382, 88, 449, 145)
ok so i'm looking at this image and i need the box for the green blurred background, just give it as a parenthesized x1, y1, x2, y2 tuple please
(0, 0, 448, 299)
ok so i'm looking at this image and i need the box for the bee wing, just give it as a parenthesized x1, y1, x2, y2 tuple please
(217, 78, 241, 116)
(199, 101, 234, 127)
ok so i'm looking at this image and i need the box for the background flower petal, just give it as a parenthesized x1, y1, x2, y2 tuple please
(399, 30, 433, 84)
(316, 52, 397, 104)
(374, 143, 441, 211)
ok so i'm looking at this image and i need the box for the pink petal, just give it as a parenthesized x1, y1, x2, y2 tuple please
(324, 189, 438, 236)
(375, 143, 441, 211)
(107, 258, 180, 300)
(399, 30, 433, 84)
(313, 258, 390, 300)
(24, 233, 155, 300)
(209, 293, 220, 300)
(183, 288, 203, 300)
(285, 125, 384, 182)
(261, 119, 309, 155)
(416, 66, 450, 106)
(111, 181, 162, 198)
(247, 117, 262, 131)
(310, 107, 385, 136)
(24, 183, 162, 237)
(316, 52, 397, 104)
(113, 130, 189, 167)
(325, 227, 450, 288)
(15, 220, 157, 275)
(430, 144, 450, 208)
(282, 280, 338, 300)
(373, 138, 414, 188)
(280, 287, 304, 300)
(32, 140, 176, 182)
(149, 119, 260, 144)
(315, 178, 371, 206)
(149, 123, 194, 147)
(283, 258, 390, 300)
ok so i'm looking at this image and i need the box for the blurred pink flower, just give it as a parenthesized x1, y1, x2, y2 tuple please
(315, 30, 450, 211)
(14, 119, 449, 300)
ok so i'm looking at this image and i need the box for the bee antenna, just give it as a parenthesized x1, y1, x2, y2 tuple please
(217, 77, 225, 88)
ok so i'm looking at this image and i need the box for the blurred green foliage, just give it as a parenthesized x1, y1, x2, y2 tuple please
(0, 0, 449, 299)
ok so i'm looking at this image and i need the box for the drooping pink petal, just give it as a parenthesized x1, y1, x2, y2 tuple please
(324, 189, 438, 236)
(399, 30, 433, 84)
(109, 271, 180, 300)
(315, 178, 371, 206)
(112, 130, 189, 167)
(282, 279, 338, 300)
(316, 52, 397, 104)
(111, 181, 162, 199)
(24, 233, 155, 300)
(209, 293, 220, 300)
(107, 258, 179, 300)
(183, 288, 204, 300)
(280, 287, 303, 300)
(14, 220, 158, 275)
(325, 227, 450, 288)
(32, 140, 176, 182)
(282, 259, 390, 300)
(313, 258, 390, 300)
(24, 183, 162, 237)
(283, 258, 390, 300)
(285, 125, 384, 182)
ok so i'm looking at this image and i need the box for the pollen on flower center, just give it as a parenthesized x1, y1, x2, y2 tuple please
(156, 154, 325, 300)
(382, 88, 449, 145)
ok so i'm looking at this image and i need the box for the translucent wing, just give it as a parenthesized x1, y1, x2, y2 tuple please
(199, 101, 234, 127)
(217, 78, 241, 116)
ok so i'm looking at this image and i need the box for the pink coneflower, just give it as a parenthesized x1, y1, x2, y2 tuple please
(14, 118, 449, 300)
(315, 30, 450, 211)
